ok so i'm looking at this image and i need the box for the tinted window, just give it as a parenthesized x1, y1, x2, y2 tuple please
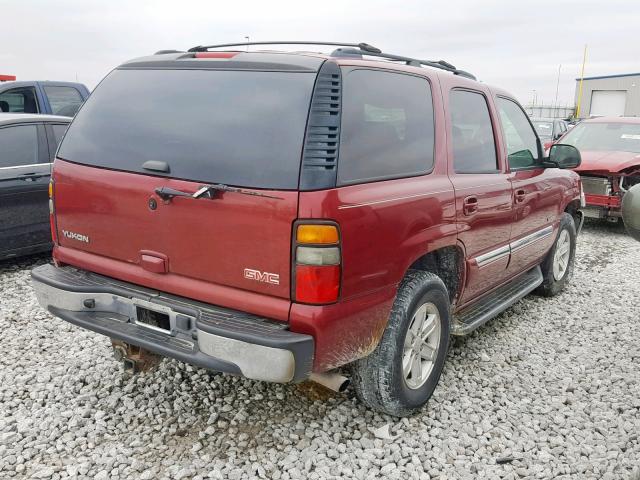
(51, 124, 68, 147)
(58, 69, 315, 189)
(0, 125, 39, 167)
(43, 86, 84, 116)
(496, 98, 540, 169)
(450, 90, 497, 173)
(0, 87, 39, 113)
(338, 69, 434, 185)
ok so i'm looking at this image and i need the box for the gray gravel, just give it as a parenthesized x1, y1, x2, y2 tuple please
(1, 221, 639, 480)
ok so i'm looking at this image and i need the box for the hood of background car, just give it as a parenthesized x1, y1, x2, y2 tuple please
(574, 150, 640, 174)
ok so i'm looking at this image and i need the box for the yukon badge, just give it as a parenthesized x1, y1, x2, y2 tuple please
(62, 230, 90, 243)
(244, 268, 279, 285)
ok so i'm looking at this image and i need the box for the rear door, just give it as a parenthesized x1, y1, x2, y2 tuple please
(51, 67, 316, 314)
(495, 96, 560, 275)
(445, 86, 513, 304)
(0, 122, 51, 256)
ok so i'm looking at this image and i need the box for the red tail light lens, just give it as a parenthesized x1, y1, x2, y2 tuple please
(295, 265, 340, 303)
(293, 223, 341, 304)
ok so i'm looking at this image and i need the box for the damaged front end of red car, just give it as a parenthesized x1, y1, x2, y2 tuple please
(580, 165, 640, 221)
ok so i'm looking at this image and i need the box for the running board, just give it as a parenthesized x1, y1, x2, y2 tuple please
(451, 266, 543, 335)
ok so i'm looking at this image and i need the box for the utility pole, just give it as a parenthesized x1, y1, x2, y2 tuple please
(554, 64, 561, 117)
(576, 45, 588, 118)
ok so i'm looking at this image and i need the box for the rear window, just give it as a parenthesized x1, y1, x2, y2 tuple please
(57, 69, 315, 189)
(43, 86, 84, 117)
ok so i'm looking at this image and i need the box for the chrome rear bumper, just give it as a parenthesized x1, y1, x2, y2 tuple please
(31, 264, 314, 383)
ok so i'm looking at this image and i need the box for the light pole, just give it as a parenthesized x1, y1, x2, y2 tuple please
(554, 64, 561, 117)
(245, 36, 250, 52)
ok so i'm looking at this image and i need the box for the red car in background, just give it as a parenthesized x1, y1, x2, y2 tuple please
(557, 117, 640, 222)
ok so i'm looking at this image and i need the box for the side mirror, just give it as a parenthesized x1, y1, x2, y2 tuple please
(547, 144, 581, 169)
(622, 183, 640, 241)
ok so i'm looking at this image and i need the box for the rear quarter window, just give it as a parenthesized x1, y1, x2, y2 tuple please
(337, 69, 435, 185)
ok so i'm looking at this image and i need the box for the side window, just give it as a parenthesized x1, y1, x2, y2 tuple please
(51, 124, 68, 147)
(0, 87, 39, 113)
(43, 86, 84, 116)
(0, 125, 39, 167)
(338, 69, 435, 185)
(449, 90, 498, 173)
(48, 124, 69, 160)
(496, 97, 540, 169)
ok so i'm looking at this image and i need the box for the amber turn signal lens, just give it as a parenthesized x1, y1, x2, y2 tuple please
(48, 181, 53, 199)
(296, 225, 339, 244)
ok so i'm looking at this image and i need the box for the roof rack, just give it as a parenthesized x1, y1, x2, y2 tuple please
(186, 41, 476, 80)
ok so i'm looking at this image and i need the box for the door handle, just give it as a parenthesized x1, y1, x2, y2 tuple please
(514, 189, 526, 203)
(18, 173, 48, 181)
(463, 196, 478, 215)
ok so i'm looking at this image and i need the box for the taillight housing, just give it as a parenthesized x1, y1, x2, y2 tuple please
(293, 222, 341, 304)
(48, 179, 57, 243)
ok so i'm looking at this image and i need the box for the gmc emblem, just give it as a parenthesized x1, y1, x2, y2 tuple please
(244, 268, 280, 285)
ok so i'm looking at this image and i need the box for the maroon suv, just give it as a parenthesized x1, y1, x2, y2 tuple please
(32, 42, 582, 416)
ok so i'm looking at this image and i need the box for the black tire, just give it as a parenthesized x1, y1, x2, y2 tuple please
(351, 271, 450, 416)
(535, 212, 577, 297)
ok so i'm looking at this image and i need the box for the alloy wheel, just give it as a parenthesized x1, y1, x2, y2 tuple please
(402, 302, 441, 390)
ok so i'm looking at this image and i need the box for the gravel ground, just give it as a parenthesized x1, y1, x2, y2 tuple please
(1, 221, 639, 480)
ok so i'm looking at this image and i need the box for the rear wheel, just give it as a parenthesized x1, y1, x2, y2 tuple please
(351, 271, 450, 416)
(535, 212, 577, 297)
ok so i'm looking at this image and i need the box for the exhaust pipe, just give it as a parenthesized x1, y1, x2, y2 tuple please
(309, 372, 350, 393)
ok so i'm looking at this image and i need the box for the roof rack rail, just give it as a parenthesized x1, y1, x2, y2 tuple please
(331, 47, 476, 80)
(186, 41, 475, 80)
(187, 41, 382, 54)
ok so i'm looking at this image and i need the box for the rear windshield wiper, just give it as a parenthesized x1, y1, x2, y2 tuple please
(193, 184, 283, 200)
(155, 184, 282, 202)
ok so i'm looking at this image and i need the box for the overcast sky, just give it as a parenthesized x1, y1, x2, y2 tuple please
(1, 0, 638, 107)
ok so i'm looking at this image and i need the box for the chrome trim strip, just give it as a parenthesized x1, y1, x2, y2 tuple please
(475, 245, 510, 268)
(338, 190, 451, 210)
(473, 225, 554, 269)
(510, 225, 554, 253)
(0, 162, 51, 171)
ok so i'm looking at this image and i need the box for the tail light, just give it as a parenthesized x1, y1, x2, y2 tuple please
(293, 223, 341, 304)
(48, 180, 57, 243)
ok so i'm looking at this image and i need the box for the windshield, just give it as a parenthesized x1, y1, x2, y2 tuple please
(57, 68, 315, 189)
(532, 121, 554, 139)
(561, 122, 640, 153)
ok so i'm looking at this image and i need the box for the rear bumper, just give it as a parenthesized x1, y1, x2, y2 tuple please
(31, 264, 314, 383)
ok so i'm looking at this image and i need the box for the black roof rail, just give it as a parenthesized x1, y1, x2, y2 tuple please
(187, 41, 382, 54)
(185, 41, 475, 80)
(331, 47, 476, 80)
(154, 49, 185, 55)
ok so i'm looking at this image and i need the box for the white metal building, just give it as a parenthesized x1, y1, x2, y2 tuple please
(574, 73, 640, 118)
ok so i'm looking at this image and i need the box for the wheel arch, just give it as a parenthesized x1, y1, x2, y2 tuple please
(406, 244, 465, 305)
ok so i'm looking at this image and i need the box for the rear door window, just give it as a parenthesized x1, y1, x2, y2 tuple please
(338, 69, 435, 185)
(0, 125, 39, 167)
(496, 97, 540, 169)
(43, 86, 84, 116)
(46, 123, 69, 160)
(57, 69, 315, 190)
(449, 90, 498, 173)
(0, 87, 39, 113)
